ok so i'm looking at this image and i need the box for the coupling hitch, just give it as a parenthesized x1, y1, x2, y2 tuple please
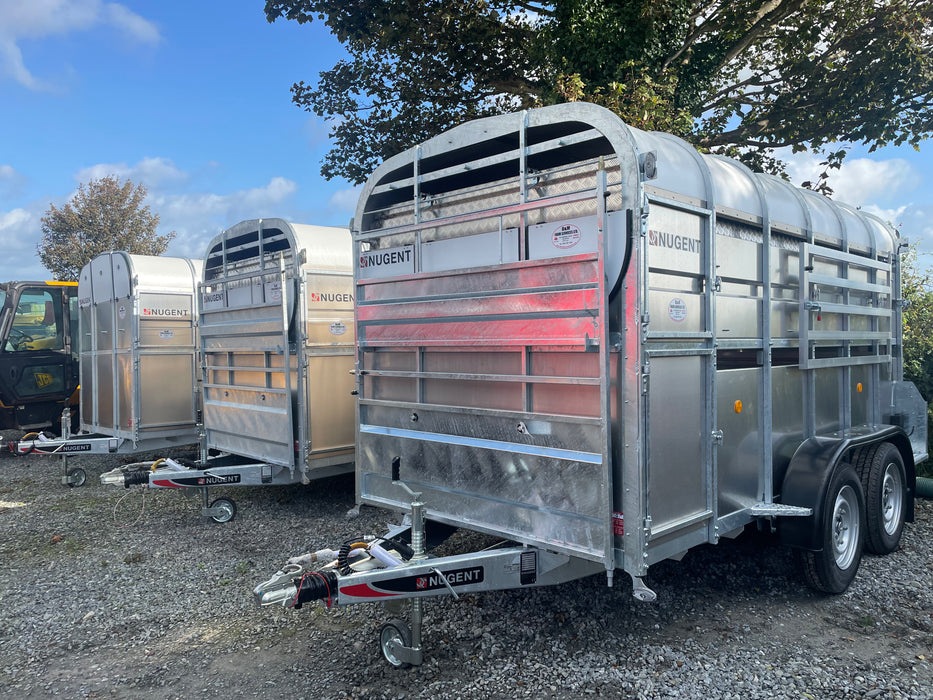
(100, 466, 150, 488)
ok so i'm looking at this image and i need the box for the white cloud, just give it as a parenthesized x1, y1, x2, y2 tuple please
(0, 163, 302, 280)
(0, 204, 49, 280)
(150, 177, 300, 260)
(104, 3, 160, 44)
(860, 204, 908, 226)
(0, 0, 160, 90)
(327, 186, 362, 213)
(0, 207, 34, 233)
(0, 166, 30, 208)
(784, 152, 921, 207)
(0, 38, 45, 90)
(75, 157, 187, 188)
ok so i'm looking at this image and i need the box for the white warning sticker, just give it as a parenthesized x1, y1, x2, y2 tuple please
(668, 298, 687, 323)
(551, 223, 582, 249)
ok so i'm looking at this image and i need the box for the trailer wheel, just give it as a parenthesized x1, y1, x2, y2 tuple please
(800, 464, 864, 594)
(66, 467, 87, 488)
(209, 497, 237, 524)
(855, 443, 906, 555)
(379, 619, 412, 669)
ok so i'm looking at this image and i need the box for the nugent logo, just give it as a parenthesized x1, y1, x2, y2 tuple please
(358, 244, 415, 278)
(359, 248, 412, 268)
(648, 230, 700, 254)
(142, 307, 189, 317)
(196, 474, 241, 486)
(376, 566, 485, 594)
(309, 292, 353, 303)
(416, 567, 483, 589)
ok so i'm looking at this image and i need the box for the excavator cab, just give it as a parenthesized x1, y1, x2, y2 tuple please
(0, 281, 78, 429)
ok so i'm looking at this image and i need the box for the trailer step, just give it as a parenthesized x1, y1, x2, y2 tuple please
(748, 503, 813, 517)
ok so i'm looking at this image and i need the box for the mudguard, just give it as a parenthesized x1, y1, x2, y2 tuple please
(779, 426, 915, 551)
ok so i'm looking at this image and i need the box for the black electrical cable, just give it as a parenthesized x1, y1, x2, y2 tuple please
(122, 470, 150, 487)
(380, 537, 414, 561)
(336, 542, 353, 575)
(293, 570, 338, 608)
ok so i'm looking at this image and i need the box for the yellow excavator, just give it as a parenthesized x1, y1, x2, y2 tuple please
(0, 281, 79, 430)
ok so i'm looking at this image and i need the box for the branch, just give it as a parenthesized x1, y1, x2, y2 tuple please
(505, 1, 555, 17)
(662, 1, 726, 70)
(714, 0, 807, 73)
(701, 72, 784, 109)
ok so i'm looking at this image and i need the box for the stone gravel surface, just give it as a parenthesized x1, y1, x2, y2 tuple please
(0, 436, 931, 699)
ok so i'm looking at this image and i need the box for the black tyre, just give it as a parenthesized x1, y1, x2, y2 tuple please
(800, 463, 864, 594)
(854, 442, 906, 555)
(379, 619, 413, 669)
(66, 467, 87, 488)
(208, 497, 236, 523)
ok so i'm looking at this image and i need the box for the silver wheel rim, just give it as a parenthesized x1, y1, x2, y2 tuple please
(380, 626, 404, 666)
(880, 462, 904, 536)
(832, 484, 859, 570)
(213, 501, 234, 523)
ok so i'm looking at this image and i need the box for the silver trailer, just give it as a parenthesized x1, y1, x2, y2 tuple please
(102, 219, 356, 521)
(255, 103, 927, 666)
(14, 252, 202, 487)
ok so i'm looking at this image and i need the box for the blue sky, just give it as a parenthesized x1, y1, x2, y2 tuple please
(1, 0, 931, 280)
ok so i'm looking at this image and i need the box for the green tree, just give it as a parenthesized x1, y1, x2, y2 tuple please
(265, 0, 933, 183)
(38, 176, 176, 281)
(901, 248, 933, 476)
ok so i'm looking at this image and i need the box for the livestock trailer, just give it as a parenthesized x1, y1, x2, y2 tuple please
(13, 253, 202, 487)
(255, 103, 927, 666)
(101, 219, 356, 521)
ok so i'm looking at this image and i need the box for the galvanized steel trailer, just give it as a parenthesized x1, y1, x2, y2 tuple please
(101, 219, 356, 521)
(14, 252, 202, 487)
(255, 103, 927, 665)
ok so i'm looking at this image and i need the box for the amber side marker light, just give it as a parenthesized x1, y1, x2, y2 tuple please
(733, 400, 743, 414)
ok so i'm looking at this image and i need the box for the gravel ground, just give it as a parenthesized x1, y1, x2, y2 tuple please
(0, 435, 931, 699)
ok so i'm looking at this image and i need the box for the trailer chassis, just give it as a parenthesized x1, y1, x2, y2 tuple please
(99, 450, 352, 523)
(11, 408, 202, 488)
(254, 460, 653, 667)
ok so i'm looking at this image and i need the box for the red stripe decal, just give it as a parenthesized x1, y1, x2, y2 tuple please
(151, 479, 185, 488)
(340, 583, 400, 599)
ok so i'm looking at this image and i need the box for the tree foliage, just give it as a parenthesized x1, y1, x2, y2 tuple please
(901, 249, 933, 476)
(265, 0, 933, 184)
(902, 250, 933, 398)
(38, 177, 176, 281)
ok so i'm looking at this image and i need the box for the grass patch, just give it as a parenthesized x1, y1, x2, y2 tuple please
(0, 532, 88, 560)
(35, 535, 86, 558)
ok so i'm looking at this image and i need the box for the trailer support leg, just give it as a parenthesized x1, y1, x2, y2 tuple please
(58, 408, 86, 488)
(408, 598, 424, 666)
(630, 574, 657, 602)
(381, 457, 427, 666)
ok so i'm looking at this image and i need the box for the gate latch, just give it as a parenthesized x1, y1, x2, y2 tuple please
(711, 429, 724, 446)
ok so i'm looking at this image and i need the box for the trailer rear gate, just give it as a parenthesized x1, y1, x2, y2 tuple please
(200, 219, 355, 480)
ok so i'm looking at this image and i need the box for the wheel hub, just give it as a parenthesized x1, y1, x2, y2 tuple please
(831, 484, 859, 570)
(880, 463, 903, 536)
